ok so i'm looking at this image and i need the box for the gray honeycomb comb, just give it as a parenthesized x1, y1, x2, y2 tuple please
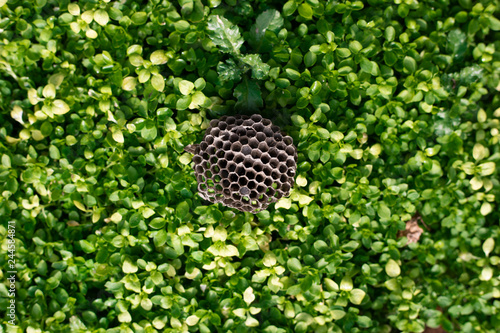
(186, 114, 297, 213)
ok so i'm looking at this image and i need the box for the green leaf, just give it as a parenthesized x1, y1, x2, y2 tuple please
(234, 78, 263, 112)
(283, 1, 297, 17)
(250, 9, 283, 45)
(141, 121, 157, 141)
(403, 56, 417, 73)
(207, 15, 244, 55)
(131, 12, 148, 25)
(298, 3, 313, 20)
(217, 59, 242, 82)
(287, 258, 302, 273)
(240, 54, 270, 79)
(378, 203, 391, 219)
(176, 201, 190, 220)
(385, 259, 401, 277)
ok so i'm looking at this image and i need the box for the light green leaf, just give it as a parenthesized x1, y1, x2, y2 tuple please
(94, 9, 109, 26)
(340, 276, 353, 291)
(179, 80, 195, 95)
(478, 162, 495, 176)
(331, 310, 346, 320)
(150, 50, 168, 65)
(385, 259, 401, 277)
(123, 258, 138, 274)
(483, 238, 495, 257)
(349, 289, 366, 305)
(151, 74, 165, 92)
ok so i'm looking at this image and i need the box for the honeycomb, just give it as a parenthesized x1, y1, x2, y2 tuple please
(190, 114, 297, 213)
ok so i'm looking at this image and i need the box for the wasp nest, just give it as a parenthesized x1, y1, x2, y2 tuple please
(189, 114, 297, 213)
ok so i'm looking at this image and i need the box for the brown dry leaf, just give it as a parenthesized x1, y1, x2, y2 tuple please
(398, 212, 425, 243)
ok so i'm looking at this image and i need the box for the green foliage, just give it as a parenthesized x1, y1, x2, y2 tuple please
(0, 0, 499, 332)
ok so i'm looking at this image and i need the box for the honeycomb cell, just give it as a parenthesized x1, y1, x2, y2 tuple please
(188, 114, 297, 213)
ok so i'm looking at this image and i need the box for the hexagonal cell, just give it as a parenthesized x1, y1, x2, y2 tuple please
(263, 127, 273, 137)
(255, 173, 265, 183)
(287, 169, 295, 178)
(251, 114, 262, 122)
(206, 146, 216, 155)
(253, 164, 263, 173)
(211, 165, 220, 174)
(257, 141, 268, 152)
(231, 142, 242, 152)
(227, 162, 236, 172)
(220, 169, 229, 178)
(209, 156, 218, 165)
(226, 116, 236, 124)
(229, 172, 239, 183)
(285, 146, 295, 156)
(264, 177, 273, 187)
(262, 118, 271, 126)
(205, 135, 214, 145)
(232, 192, 241, 201)
(243, 119, 254, 126)
(218, 122, 228, 130)
(279, 164, 287, 174)
(250, 190, 259, 199)
(224, 151, 235, 161)
(268, 147, 279, 158)
(283, 136, 293, 145)
(251, 149, 262, 159)
(238, 176, 248, 186)
(246, 129, 256, 137)
(222, 179, 230, 188)
(214, 139, 223, 149)
(265, 137, 277, 147)
(234, 154, 244, 164)
(247, 180, 257, 190)
(246, 169, 256, 180)
(241, 145, 252, 155)
(271, 170, 280, 180)
(209, 119, 219, 127)
(200, 142, 208, 151)
(240, 137, 248, 145)
(277, 152, 287, 162)
(260, 153, 271, 164)
(210, 128, 220, 137)
(255, 132, 266, 142)
(213, 174, 221, 183)
(235, 118, 244, 125)
(229, 133, 239, 143)
(230, 182, 239, 192)
(281, 183, 291, 193)
(257, 184, 266, 194)
(235, 165, 246, 176)
(193, 155, 203, 164)
(276, 142, 286, 151)
(223, 141, 232, 150)
(269, 158, 279, 169)
(263, 166, 272, 177)
(205, 170, 213, 178)
(243, 158, 253, 169)
(239, 186, 250, 196)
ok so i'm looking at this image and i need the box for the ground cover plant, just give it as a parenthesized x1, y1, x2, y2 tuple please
(0, 0, 499, 332)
